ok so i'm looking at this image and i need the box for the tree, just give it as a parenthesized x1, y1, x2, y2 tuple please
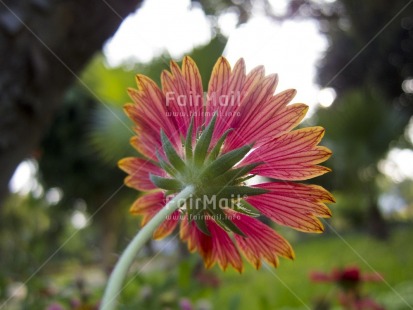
(314, 89, 406, 238)
(0, 0, 140, 207)
(313, 0, 413, 237)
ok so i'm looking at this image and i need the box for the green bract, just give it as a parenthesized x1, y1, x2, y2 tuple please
(150, 115, 268, 235)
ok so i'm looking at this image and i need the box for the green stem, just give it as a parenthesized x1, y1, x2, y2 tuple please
(100, 185, 195, 310)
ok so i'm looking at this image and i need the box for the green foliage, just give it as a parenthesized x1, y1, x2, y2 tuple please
(81, 54, 136, 106)
(318, 0, 413, 114)
(312, 89, 408, 232)
(212, 226, 413, 309)
(38, 87, 129, 208)
(311, 0, 413, 236)
(88, 105, 134, 164)
(315, 89, 406, 191)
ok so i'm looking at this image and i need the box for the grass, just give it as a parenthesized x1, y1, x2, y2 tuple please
(9, 225, 411, 309)
(209, 225, 413, 309)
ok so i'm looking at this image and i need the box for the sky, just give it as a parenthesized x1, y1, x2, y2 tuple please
(9, 0, 413, 194)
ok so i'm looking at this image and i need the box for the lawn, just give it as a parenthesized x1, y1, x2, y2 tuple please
(209, 225, 413, 309)
(9, 225, 412, 309)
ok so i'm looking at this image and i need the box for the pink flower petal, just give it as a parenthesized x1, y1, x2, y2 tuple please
(118, 157, 164, 191)
(224, 89, 302, 151)
(182, 56, 205, 133)
(161, 58, 204, 137)
(247, 182, 334, 232)
(245, 126, 332, 180)
(127, 74, 180, 149)
(130, 127, 161, 161)
(231, 212, 294, 269)
(206, 57, 232, 119)
(180, 215, 243, 272)
(209, 58, 247, 140)
(130, 191, 180, 239)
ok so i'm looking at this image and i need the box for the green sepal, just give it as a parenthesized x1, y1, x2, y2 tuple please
(204, 186, 269, 200)
(149, 174, 182, 191)
(161, 130, 186, 172)
(212, 162, 262, 185)
(185, 117, 194, 161)
(194, 215, 210, 236)
(233, 174, 256, 184)
(164, 190, 176, 196)
(209, 207, 245, 237)
(156, 151, 177, 177)
(189, 206, 211, 236)
(194, 114, 217, 167)
(185, 196, 211, 235)
(200, 144, 252, 180)
(232, 200, 260, 218)
(208, 128, 233, 162)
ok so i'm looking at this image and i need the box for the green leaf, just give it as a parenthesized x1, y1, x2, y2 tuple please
(200, 144, 252, 180)
(212, 162, 262, 185)
(208, 128, 233, 161)
(161, 130, 186, 172)
(209, 207, 245, 237)
(185, 117, 194, 161)
(204, 186, 268, 200)
(156, 151, 177, 177)
(193, 114, 217, 167)
(232, 174, 256, 184)
(149, 174, 182, 191)
(232, 200, 260, 218)
(186, 197, 211, 235)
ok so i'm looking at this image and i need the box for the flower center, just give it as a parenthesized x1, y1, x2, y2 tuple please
(150, 114, 267, 235)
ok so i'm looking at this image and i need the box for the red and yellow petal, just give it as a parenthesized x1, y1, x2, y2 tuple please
(161, 57, 205, 139)
(247, 182, 334, 233)
(182, 56, 204, 132)
(130, 191, 165, 216)
(241, 64, 266, 96)
(130, 133, 158, 162)
(118, 157, 164, 191)
(130, 191, 180, 239)
(180, 215, 243, 272)
(245, 126, 332, 180)
(206, 57, 232, 115)
(127, 74, 180, 149)
(232, 73, 279, 127)
(224, 89, 300, 152)
(206, 218, 243, 272)
(206, 57, 233, 135)
(210, 58, 247, 140)
(231, 212, 294, 269)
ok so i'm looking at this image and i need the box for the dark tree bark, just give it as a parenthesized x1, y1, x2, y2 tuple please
(0, 0, 141, 207)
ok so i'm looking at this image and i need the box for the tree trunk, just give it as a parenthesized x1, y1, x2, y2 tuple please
(367, 201, 389, 240)
(0, 0, 140, 207)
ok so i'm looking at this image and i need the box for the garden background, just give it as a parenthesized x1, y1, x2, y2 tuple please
(1, 0, 413, 309)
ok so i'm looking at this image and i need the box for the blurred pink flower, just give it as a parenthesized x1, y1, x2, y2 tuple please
(310, 266, 385, 310)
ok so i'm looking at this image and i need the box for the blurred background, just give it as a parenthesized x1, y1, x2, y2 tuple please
(1, 0, 413, 309)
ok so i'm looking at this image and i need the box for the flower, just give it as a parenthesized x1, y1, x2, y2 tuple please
(310, 266, 383, 290)
(310, 266, 384, 309)
(119, 56, 334, 272)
